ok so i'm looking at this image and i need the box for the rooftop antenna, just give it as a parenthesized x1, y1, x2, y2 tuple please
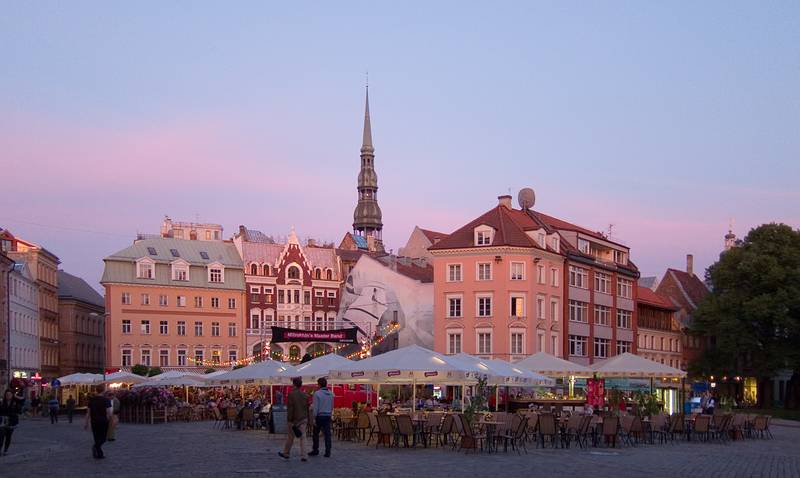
(607, 223, 615, 238)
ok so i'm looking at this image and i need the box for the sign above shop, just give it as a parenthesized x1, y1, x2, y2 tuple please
(270, 326, 358, 344)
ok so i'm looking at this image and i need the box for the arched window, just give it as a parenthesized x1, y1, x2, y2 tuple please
(287, 266, 300, 280)
(326, 269, 333, 281)
(263, 264, 270, 276)
(250, 264, 258, 276)
(314, 268, 321, 280)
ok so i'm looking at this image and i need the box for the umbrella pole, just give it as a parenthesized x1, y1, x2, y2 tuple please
(461, 385, 465, 412)
(505, 386, 509, 412)
(495, 386, 499, 412)
(412, 378, 416, 412)
(377, 384, 381, 407)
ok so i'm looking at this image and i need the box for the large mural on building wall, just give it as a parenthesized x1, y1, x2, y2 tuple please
(338, 256, 433, 352)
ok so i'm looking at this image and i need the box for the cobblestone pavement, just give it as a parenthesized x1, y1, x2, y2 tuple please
(3, 417, 800, 477)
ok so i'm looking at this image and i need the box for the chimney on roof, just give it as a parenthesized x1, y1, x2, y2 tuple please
(238, 225, 246, 237)
(497, 195, 512, 209)
(686, 254, 694, 276)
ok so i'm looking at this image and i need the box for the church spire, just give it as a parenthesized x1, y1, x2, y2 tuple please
(361, 86, 373, 152)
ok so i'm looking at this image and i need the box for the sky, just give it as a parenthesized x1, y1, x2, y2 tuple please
(1, 1, 798, 292)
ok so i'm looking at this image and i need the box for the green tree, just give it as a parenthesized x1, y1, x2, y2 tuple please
(205, 368, 217, 374)
(131, 364, 149, 376)
(147, 367, 163, 377)
(691, 224, 800, 403)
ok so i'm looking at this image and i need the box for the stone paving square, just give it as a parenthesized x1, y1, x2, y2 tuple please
(3, 417, 799, 477)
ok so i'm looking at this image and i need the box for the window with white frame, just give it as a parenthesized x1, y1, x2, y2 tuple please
(617, 309, 632, 329)
(141, 320, 150, 334)
(477, 262, 492, 281)
(177, 349, 187, 366)
(194, 296, 203, 308)
(228, 298, 236, 309)
(569, 266, 588, 288)
(536, 264, 545, 284)
(617, 278, 633, 299)
(511, 332, 525, 355)
(177, 321, 186, 336)
(477, 332, 492, 355)
(171, 262, 189, 281)
(578, 238, 590, 254)
(211, 297, 220, 308)
(614, 250, 627, 265)
(122, 320, 131, 334)
(447, 332, 462, 354)
(121, 292, 131, 305)
(141, 293, 150, 305)
(194, 349, 204, 364)
(594, 272, 610, 293)
(228, 322, 237, 337)
(208, 265, 224, 283)
(537, 296, 545, 319)
(616, 340, 632, 354)
(141, 349, 151, 366)
(569, 300, 588, 323)
(569, 335, 587, 356)
(475, 228, 493, 246)
(159, 295, 168, 306)
(194, 321, 203, 336)
(594, 305, 610, 326)
(551, 236, 560, 252)
(177, 295, 186, 307)
(447, 264, 462, 282)
(447, 296, 462, 318)
(538, 333, 545, 353)
(159, 320, 168, 334)
(551, 268, 559, 287)
(594, 338, 609, 358)
(250, 285, 261, 294)
(211, 322, 220, 337)
(159, 349, 169, 367)
(477, 296, 492, 317)
(510, 262, 524, 280)
(137, 259, 154, 279)
(550, 299, 559, 322)
(510, 295, 525, 318)
(250, 310, 261, 329)
(228, 350, 237, 363)
(121, 349, 132, 367)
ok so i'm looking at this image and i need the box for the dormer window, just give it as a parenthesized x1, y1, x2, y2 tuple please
(551, 236, 560, 253)
(207, 262, 224, 283)
(171, 260, 190, 281)
(614, 250, 627, 265)
(136, 258, 155, 279)
(474, 226, 494, 246)
(578, 238, 590, 254)
(537, 233, 545, 248)
(287, 266, 301, 280)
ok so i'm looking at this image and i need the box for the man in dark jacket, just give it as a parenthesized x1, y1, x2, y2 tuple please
(278, 377, 308, 461)
(309, 377, 334, 458)
(84, 386, 112, 459)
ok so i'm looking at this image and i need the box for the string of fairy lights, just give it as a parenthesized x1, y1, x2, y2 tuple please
(186, 322, 400, 368)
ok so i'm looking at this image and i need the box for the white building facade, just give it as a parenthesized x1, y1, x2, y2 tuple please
(9, 262, 40, 379)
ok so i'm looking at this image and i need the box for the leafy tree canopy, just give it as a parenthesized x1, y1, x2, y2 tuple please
(131, 364, 149, 376)
(691, 223, 800, 377)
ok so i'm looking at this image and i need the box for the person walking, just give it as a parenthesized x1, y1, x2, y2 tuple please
(107, 393, 120, 441)
(66, 395, 76, 424)
(84, 386, 112, 459)
(706, 393, 716, 416)
(47, 395, 59, 424)
(309, 377, 333, 458)
(278, 377, 309, 462)
(0, 390, 21, 455)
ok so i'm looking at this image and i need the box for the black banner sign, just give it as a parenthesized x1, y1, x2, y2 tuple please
(270, 326, 359, 344)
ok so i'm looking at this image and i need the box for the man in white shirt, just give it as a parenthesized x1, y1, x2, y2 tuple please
(308, 377, 334, 458)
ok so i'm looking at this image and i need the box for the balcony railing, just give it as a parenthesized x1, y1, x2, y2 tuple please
(509, 315, 527, 322)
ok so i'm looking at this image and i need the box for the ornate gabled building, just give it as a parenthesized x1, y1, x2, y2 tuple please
(351, 87, 384, 252)
(233, 226, 343, 363)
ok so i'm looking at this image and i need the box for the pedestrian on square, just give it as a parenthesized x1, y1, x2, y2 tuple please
(47, 395, 59, 424)
(309, 377, 333, 458)
(107, 393, 120, 441)
(66, 395, 76, 424)
(706, 393, 716, 416)
(0, 390, 21, 455)
(84, 386, 112, 459)
(30, 392, 40, 418)
(278, 377, 308, 462)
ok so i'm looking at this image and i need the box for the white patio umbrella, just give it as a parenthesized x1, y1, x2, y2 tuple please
(102, 371, 149, 385)
(289, 354, 353, 383)
(330, 345, 484, 411)
(590, 353, 686, 379)
(148, 370, 206, 381)
(57, 372, 104, 386)
(133, 376, 209, 388)
(449, 353, 555, 387)
(211, 360, 296, 386)
(513, 352, 593, 377)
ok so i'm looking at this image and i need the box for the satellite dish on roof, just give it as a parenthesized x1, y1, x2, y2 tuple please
(518, 188, 536, 210)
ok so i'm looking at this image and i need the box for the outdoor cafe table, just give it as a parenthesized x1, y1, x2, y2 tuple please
(477, 420, 504, 453)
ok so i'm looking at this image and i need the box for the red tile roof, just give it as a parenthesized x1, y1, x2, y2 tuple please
(656, 268, 709, 312)
(530, 210, 628, 248)
(636, 285, 678, 310)
(428, 205, 543, 250)
(419, 228, 448, 244)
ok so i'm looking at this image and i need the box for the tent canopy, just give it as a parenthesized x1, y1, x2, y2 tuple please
(330, 345, 482, 384)
(448, 353, 552, 386)
(513, 352, 592, 377)
(590, 353, 686, 378)
(133, 376, 209, 388)
(57, 373, 104, 385)
(211, 360, 296, 386)
(103, 371, 148, 384)
(288, 354, 353, 383)
(485, 358, 555, 387)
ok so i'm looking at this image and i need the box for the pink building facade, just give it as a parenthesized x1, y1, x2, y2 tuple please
(430, 196, 566, 361)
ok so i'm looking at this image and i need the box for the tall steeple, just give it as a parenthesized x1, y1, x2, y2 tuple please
(352, 85, 383, 246)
